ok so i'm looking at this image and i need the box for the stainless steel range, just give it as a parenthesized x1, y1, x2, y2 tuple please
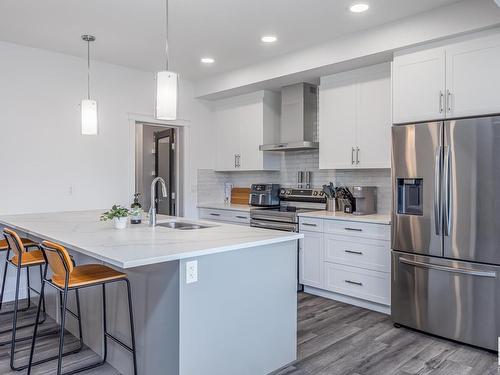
(250, 188, 326, 232)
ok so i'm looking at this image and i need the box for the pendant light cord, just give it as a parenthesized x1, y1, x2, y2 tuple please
(87, 39, 91, 100)
(165, 0, 169, 71)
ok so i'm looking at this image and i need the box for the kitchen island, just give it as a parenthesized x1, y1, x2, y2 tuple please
(0, 210, 302, 375)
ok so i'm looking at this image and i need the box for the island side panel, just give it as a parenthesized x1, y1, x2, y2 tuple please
(179, 240, 298, 375)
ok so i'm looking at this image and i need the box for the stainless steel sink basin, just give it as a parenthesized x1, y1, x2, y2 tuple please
(157, 221, 213, 230)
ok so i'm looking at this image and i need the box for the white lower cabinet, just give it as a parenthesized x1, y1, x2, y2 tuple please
(199, 208, 250, 225)
(299, 231, 323, 289)
(299, 217, 391, 312)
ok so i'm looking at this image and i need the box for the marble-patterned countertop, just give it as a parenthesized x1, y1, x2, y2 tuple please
(0, 210, 302, 269)
(197, 202, 252, 212)
(298, 210, 391, 225)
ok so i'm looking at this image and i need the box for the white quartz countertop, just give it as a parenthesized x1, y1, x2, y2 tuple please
(0, 210, 302, 269)
(197, 202, 252, 212)
(298, 210, 391, 225)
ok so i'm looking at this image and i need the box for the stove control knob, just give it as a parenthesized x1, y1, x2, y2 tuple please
(280, 189, 285, 194)
(286, 190, 291, 195)
(313, 191, 318, 196)
(319, 191, 324, 196)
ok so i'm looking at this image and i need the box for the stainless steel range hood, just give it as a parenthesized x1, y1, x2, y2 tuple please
(260, 83, 318, 152)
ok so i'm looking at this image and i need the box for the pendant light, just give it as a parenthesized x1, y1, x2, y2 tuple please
(155, 0, 178, 120)
(81, 34, 98, 135)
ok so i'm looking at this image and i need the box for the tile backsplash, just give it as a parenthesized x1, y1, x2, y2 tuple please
(197, 149, 392, 214)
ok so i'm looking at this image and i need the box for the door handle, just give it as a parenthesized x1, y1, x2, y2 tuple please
(439, 91, 444, 113)
(356, 147, 360, 165)
(447, 90, 452, 113)
(351, 147, 355, 165)
(434, 146, 442, 236)
(443, 146, 451, 236)
(399, 257, 496, 278)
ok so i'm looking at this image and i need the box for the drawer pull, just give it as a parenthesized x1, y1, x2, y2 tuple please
(235, 216, 248, 219)
(302, 223, 317, 227)
(210, 213, 221, 217)
(345, 280, 363, 286)
(345, 250, 363, 255)
(344, 227, 362, 232)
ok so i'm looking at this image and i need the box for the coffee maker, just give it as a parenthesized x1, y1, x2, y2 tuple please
(352, 186, 377, 215)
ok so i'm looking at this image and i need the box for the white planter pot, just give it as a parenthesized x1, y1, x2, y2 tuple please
(114, 217, 128, 229)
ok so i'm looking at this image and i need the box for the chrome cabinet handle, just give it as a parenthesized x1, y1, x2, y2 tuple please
(399, 258, 496, 278)
(345, 250, 363, 255)
(434, 146, 442, 236)
(344, 227, 362, 232)
(447, 90, 452, 113)
(302, 223, 317, 227)
(356, 147, 360, 165)
(351, 147, 355, 165)
(210, 213, 221, 217)
(237, 154, 241, 168)
(345, 280, 363, 286)
(439, 91, 444, 113)
(235, 215, 248, 219)
(443, 146, 451, 236)
(234, 154, 237, 168)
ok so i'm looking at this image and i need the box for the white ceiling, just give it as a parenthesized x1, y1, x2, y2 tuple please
(0, 0, 463, 80)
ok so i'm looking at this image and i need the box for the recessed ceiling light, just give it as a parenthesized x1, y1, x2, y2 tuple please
(350, 3, 369, 13)
(201, 57, 215, 64)
(261, 35, 277, 43)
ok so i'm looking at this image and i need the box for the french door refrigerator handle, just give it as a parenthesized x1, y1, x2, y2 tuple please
(399, 257, 496, 278)
(434, 146, 442, 235)
(443, 145, 451, 236)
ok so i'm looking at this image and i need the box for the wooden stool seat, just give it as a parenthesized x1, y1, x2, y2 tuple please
(52, 264, 127, 289)
(11, 250, 45, 267)
(0, 238, 37, 251)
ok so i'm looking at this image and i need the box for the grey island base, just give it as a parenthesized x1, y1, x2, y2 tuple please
(0, 210, 302, 375)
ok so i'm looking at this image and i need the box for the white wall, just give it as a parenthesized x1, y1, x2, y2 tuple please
(0, 41, 214, 302)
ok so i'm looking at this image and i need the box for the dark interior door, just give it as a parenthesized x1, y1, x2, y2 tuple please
(155, 129, 175, 216)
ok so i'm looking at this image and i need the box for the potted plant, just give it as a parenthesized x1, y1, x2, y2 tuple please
(100, 205, 130, 229)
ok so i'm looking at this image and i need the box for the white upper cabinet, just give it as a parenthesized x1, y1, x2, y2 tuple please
(214, 91, 281, 171)
(392, 48, 446, 124)
(393, 32, 500, 123)
(446, 35, 500, 119)
(319, 63, 391, 170)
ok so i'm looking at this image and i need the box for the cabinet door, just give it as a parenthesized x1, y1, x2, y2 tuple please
(299, 231, 323, 288)
(238, 100, 263, 171)
(356, 66, 392, 168)
(393, 48, 446, 124)
(215, 106, 240, 171)
(319, 79, 356, 169)
(446, 34, 500, 118)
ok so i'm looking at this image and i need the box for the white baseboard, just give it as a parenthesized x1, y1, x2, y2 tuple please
(303, 286, 391, 315)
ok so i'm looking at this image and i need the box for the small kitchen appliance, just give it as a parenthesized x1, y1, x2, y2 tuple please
(352, 186, 377, 215)
(249, 184, 280, 207)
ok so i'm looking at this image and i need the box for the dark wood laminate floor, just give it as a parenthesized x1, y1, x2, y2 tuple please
(0, 294, 497, 374)
(276, 293, 498, 375)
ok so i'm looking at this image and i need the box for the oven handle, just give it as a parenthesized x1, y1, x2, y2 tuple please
(250, 220, 297, 232)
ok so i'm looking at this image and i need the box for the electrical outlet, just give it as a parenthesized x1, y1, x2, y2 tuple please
(186, 260, 198, 284)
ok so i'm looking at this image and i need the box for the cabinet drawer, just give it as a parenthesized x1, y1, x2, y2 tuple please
(323, 220, 389, 240)
(227, 211, 250, 224)
(324, 263, 390, 306)
(199, 208, 229, 221)
(324, 234, 390, 273)
(299, 218, 323, 232)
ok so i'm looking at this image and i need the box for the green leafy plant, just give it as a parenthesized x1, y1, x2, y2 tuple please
(100, 205, 130, 221)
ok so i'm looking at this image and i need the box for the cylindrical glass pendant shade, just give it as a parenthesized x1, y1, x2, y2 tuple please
(81, 99, 98, 135)
(155, 71, 178, 120)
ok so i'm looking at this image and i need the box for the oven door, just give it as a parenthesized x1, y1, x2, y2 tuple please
(250, 219, 298, 232)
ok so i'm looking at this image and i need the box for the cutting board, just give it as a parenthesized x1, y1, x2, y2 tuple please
(231, 188, 251, 205)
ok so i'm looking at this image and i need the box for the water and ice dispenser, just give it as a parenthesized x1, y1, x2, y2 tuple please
(397, 178, 423, 216)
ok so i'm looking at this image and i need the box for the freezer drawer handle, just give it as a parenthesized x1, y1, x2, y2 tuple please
(344, 227, 362, 232)
(399, 258, 496, 278)
(345, 280, 363, 286)
(345, 250, 363, 255)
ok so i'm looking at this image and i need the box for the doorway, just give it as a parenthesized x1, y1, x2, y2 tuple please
(135, 123, 180, 216)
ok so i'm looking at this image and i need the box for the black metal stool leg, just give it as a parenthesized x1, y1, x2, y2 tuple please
(102, 283, 108, 364)
(0, 252, 9, 312)
(57, 286, 69, 375)
(125, 279, 138, 375)
(27, 275, 46, 375)
(75, 289, 84, 348)
(9, 264, 22, 370)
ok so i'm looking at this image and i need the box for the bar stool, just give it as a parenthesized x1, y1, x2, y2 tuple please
(28, 240, 138, 375)
(1, 228, 63, 371)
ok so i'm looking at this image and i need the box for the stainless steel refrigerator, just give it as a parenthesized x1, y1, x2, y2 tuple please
(392, 115, 500, 351)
